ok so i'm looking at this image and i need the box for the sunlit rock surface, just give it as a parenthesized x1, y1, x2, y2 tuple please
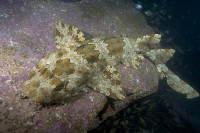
(0, 0, 158, 132)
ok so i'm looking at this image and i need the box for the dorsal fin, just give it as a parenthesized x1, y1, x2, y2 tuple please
(135, 34, 161, 49)
(145, 49, 175, 64)
(55, 22, 85, 50)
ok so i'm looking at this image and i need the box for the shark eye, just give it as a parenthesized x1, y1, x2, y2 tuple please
(53, 82, 64, 92)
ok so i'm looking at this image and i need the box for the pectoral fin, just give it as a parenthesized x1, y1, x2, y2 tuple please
(55, 22, 85, 50)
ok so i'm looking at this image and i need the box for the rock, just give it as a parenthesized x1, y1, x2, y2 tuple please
(0, 0, 157, 132)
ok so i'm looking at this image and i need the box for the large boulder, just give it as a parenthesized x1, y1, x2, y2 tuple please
(0, 0, 158, 132)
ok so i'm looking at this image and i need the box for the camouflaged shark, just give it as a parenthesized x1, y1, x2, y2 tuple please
(23, 22, 199, 103)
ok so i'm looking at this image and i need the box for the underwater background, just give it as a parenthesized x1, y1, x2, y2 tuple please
(91, 0, 200, 132)
(0, 0, 200, 133)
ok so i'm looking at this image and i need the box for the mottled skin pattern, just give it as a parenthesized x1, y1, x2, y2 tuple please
(24, 22, 199, 103)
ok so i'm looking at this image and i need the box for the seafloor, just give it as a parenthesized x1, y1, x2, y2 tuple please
(0, 0, 200, 133)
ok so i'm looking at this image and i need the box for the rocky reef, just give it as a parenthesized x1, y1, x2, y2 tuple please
(0, 0, 198, 132)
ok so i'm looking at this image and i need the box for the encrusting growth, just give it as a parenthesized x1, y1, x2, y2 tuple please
(23, 22, 199, 103)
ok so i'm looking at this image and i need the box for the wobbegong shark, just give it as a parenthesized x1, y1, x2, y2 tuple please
(23, 22, 199, 103)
